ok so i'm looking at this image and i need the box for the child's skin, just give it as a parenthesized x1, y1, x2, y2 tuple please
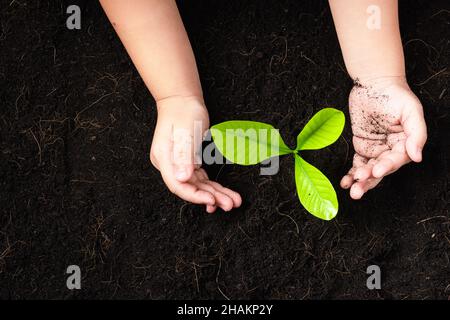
(329, 0, 427, 199)
(100, 0, 426, 210)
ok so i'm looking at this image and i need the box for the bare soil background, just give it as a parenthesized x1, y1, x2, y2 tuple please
(0, 0, 449, 299)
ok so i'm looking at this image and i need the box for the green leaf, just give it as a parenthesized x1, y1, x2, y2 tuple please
(294, 154, 338, 220)
(211, 121, 292, 165)
(296, 108, 345, 151)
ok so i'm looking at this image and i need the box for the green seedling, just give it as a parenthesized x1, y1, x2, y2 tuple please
(210, 108, 345, 220)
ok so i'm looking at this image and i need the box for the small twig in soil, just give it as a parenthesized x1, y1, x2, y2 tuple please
(215, 257, 230, 300)
(75, 92, 115, 123)
(271, 36, 288, 64)
(415, 67, 447, 86)
(192, 262, 200, 293)
(276, 201, 299, 234)
(444, 235, 450, 247)
(404, 38, 439, 58)
(429, 9, 450, 18)
(237, 222, 254, 240)
(217, 286, 230, 300)
(178, 203, 189, 225)
(28, 128, 42, 165)
(15, 85, 26, 119)
(214, 164, 226, 180)
(416, 215, 448, 224)
(300, 51, 317, 66)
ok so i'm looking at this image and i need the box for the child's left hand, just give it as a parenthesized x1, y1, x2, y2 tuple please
(341, 78, 427, 199)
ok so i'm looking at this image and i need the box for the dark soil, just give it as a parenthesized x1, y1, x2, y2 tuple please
(0, 0, 449, 299)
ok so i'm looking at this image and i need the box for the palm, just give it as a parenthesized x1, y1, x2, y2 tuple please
(341, 82, 427, 199)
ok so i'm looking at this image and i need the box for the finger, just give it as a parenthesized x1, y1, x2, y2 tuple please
(171, 182, 216, 205)
(159, 152, 215, 205)
(372, 150, 411, 178)
(203, 180, 242, 208)
(350, 177, 382, 200)
(172, 128, 195, 182)
(195, 169, 242, 208)
(341, 154, 368, 189)
(196, 181, 234, 211)
(401, 107, 427, 162)
(353, 159, 377, 182)
(189, 169, 219, 212)
(340, 174, 353, 189)
(194, 170, 222, 212)
(206, 204, 217, 213)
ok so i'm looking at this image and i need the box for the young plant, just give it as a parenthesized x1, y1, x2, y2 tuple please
(210, 108, 345, 220)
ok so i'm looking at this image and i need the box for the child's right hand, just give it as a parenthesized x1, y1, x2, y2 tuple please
(150, 96, 242, 213)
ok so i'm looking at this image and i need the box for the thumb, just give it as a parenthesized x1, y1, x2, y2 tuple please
(402, 105, 427, 163)
(172, 127, 195, 182)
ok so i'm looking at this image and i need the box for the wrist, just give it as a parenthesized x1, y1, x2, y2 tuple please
(345, 52, 406, 89)
(155, 94, 205, 112)
(352, 75, 409, 92)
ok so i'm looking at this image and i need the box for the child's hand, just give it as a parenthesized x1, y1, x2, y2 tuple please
(150, 96, 242, 212)
(341, 78, 427, 199)
(99, 1, 241, 212)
